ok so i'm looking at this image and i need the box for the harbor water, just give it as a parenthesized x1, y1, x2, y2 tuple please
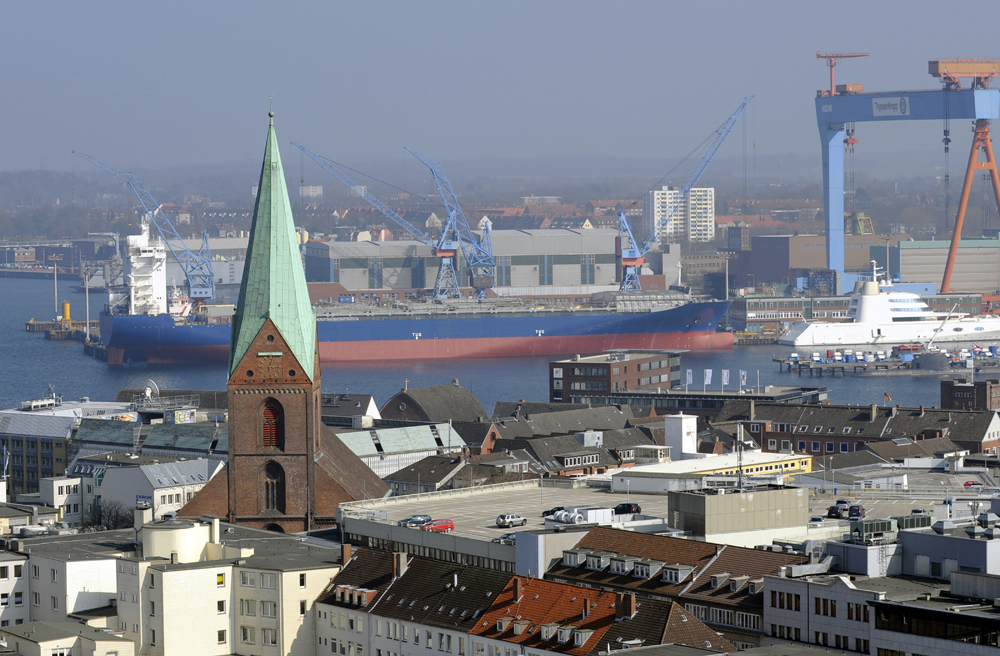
(0, 277, 967, 414)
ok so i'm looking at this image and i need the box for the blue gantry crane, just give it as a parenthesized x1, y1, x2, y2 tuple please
(293, 142, 494, 299)
(74, 152, 216, 300)
(617, 97, 752, 291)
(404, 147, 495, 298)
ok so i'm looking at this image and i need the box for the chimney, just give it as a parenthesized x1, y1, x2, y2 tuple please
(211, 517, 220, 544)
(392, 552, 408, 579)
(170, 552, 179, 564)
(133, 504, 152, 532)
(870, 404, 877, 422)
(514, 577, 524, 601)
(582, 598, 588, 620)
(452, 378, 460, 386)
(615, 592, 637, 621)
(342, 543, 353, 564)
(919, 405, 925, 417)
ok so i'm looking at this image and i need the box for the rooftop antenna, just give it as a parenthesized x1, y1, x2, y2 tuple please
(736, 424, 746, 490)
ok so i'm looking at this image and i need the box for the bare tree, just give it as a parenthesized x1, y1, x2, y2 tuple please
(83, 500, 134, 532)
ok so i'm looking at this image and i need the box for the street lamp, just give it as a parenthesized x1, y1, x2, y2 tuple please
(84, 266, 91, 342)
(48, 254, 63, 322)
(626, 479, 631, 504)
(719, 251, 738, 301)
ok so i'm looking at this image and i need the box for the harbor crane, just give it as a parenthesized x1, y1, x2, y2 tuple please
(293, 142, 494, 299)
(617, 97, 752, 291)
(73, 152, 216, 301)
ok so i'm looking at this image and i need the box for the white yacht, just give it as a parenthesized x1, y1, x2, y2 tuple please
(777, 264, 1000, 347)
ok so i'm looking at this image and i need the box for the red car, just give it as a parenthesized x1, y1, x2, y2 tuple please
(964, 480, 984, 488)
(421, 519, 455, 533)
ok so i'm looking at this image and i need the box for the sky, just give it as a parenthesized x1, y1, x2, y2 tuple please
(3, 1, 999, 180)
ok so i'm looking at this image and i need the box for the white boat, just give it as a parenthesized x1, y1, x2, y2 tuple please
(778, 262, 1000, 347)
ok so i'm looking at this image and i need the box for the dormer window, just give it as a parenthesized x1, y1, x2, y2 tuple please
(574, 630, 594, 646)
(710, 572, 730, 589)
(541, 624, 560, 640)
(558, 627, 575, 644)
(512, 620, 530, 636)
(662, 564, 693, 584)
(496, 617, 514, 632)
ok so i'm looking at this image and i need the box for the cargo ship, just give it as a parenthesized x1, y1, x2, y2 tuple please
(98, 221, 733, 365)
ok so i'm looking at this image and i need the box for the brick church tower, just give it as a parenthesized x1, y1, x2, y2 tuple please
(225, 110, 321, 533)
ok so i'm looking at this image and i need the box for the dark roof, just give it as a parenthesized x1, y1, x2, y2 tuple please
(451, 421, 494, 447)
(370, 557, 513, 631)
(680, 545, 809, 610)
(493, 406, 636, 439)
(546, 528, 718, 599)
(811, 450, 887, 471)
(380, 384, 488, 423)
(493, 401, 595, 418)
(383, 456, 464, 485)
(864, 435, 965, 461)
(321, 393, 376, 416)
(72, 419, 139, 446)
(316, 549, 394, 606)
(143, 422, 227, 452)
(588, 599, 735, 655)
(115, 388, 228, 410)
(713, 401, 996, 445)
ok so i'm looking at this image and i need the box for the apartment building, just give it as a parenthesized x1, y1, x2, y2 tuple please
(643, 187, 715, 243)
(0, 552, 28, 627)
(0, 621, 135, 656)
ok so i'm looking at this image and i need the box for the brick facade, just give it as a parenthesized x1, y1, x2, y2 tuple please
(227, 318, 322, 533)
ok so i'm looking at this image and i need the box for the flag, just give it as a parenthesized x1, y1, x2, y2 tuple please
(722, 369, 730, 385)
(740, 370, 747, 385)
(974, 343, 983, 350)
(686, 369, 693, 385)
(884, 392, 892, 402)
(704, 369, 712, 385)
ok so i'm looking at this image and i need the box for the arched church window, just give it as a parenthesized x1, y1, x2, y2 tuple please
(263, 461, 285, 513)
(262, 401, 284, 449)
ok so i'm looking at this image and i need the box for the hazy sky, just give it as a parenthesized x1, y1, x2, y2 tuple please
(4, 1, 998, 178)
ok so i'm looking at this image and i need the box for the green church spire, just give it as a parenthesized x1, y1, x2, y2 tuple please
(229, 111, 316, 379)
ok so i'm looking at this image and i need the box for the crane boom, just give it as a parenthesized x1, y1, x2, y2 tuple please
(73, 151, 215, 300)
(291, 143, 435, 248)
(405, 148, 495, 297)
(619, 97, 752, 291)
(293, 142, 469, 298)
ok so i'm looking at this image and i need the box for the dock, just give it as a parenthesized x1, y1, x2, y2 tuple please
(773, 357, 911, 377)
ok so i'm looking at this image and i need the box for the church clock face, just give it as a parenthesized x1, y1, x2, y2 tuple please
(257, 355, 283, 381)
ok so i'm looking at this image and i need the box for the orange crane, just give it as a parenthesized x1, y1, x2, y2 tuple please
(930, 60, 1000, 292)
(816, 52, 870, 97)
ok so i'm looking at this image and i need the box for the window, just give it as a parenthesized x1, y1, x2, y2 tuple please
(241, 627, 255, 644)
(736, 612, 760, 630)
(0, 594, 7, 607)
(51, 568, 58, 582)
(826, 442, 834, 452)
(150, 600, 155, 616)
(217, 573, 225, 587)
(14, 592, 22, 606)
(218, 630, 227, 644)
(241, 571, 256, 587)
(14, 565, 21, 579)
(812, 442, 820, 452)
(241, 600, 256, 616)
(151, 629, 156, 646)
(263, 461, 286, 513)
(261, 573, 276, 588)
(841, 443, 849, 453)
(263, 628, 277, 646)
(32, 592, 39, 606)
(0, 566, 8, 580)
(262, 401, 284, 448)
(218, 600, 226, 613)
(300, 573, 307, 587)
(51, 595, 59, 610)
(261, 601, 277, 617)
(300, 600, 307, 616)
(798, 441, 806, 451)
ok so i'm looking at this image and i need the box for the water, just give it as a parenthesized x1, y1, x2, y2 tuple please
(0, 277, 955, 414)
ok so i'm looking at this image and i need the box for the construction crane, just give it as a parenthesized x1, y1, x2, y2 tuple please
(618, 97, 752, 291)
(404, 147, 495, 298)
(73, 152, 216, 300)
(293, 142, 472, 299)
(816, 52, 870, 96)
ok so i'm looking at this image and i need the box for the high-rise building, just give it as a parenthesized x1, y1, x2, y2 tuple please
(644, 186, 716, 243)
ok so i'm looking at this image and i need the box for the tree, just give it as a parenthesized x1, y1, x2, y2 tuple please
(83, 500, 134, 532)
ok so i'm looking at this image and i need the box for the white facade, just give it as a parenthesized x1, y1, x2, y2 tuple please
(27, 553, 119, 622)
(762, 575, 877, 653)
(97, 459, 224, 520)
(644, 186, 715, 243)
(39, 477, 83, 526)
(0, 554, 28, 626)
(123, 219, 168, 316)
(662, 414, 699, 459)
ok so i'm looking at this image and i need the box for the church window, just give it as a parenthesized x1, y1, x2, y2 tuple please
(262, 401, 284, 449)
(263, 461, 285, 513)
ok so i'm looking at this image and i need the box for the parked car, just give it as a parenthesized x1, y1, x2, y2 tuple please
(911, 508, 927, 515)
(398, 514, 432, 528)
(827, 505, 845, 519)
(496, 513, 528, 528)
(835, 499, 851, 510)
(808, 516, 825, 527)
(848, 504, 866, 519)
(965, 480, 985, 488)
(614, 502, 642, 515)
(541, 506, 565, 518)
(421, 519, 455, 533)
(491, 532, 517, 545)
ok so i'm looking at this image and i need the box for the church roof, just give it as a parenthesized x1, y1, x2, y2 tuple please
(229, 112, 316, 379)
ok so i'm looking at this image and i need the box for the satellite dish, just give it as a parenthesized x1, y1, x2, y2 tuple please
(146, 380, 160, 398)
